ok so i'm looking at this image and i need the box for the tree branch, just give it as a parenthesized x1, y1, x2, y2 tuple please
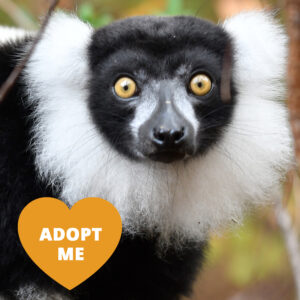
(0, 0, 59, 104)
(275, 173, 300, 300)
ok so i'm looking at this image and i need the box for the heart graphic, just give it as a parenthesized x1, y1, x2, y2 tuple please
(18, 197, 122, 290)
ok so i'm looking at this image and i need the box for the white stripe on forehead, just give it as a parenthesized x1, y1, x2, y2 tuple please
(130, 79, 199, 138)
(172, 84, 199, 133)
(130, 81, 157, 138)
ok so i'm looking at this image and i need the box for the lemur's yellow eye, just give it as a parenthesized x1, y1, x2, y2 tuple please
(114, 77, 137, 99)
(189, 74, 212, 96)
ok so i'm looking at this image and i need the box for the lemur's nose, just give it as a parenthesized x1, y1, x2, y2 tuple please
(141, 107, 194, 163)
(147, 121, 192, 163)
(152, 127, 185, 147)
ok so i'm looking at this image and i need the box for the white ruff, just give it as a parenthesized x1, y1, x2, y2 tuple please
(25, 12, 293, 245)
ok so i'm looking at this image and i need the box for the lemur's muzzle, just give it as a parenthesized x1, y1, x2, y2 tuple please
(138, 83, 195, 163)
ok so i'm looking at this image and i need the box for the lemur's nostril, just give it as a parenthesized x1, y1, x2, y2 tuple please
(172, 127, 185, 143)
(153, 128, 166, 142)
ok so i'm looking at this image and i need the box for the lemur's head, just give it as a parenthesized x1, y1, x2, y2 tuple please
(26, 12, 293, 245)
(88, 16, 234, 163)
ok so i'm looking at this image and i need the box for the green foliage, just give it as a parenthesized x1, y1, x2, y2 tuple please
(78, 3, 113, 28)
(0, 10, 13, 26)
(78, 0, 198, 28)
(166, 0, 183, 15)
(155, 0, 194, 16)
(209, 215, 289, 287)
(227, 224, 284, 286)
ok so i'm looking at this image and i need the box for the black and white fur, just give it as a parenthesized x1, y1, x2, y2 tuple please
(0, 11, 293, 300)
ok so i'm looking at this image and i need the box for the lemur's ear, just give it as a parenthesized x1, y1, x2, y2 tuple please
(222, 11, 288, 101)
(26, 13, 93, 93)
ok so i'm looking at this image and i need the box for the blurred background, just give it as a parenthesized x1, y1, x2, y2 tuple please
(0, 0, 299, 299)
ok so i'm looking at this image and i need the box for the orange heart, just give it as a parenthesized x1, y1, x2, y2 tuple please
(18, 197, 122, 290)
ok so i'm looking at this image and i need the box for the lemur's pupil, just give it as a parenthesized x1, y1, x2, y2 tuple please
(124, 85, 129, 91)
(197, 82, 203, 88)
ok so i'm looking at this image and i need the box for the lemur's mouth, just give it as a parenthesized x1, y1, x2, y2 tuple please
(148, 151, 185, 163)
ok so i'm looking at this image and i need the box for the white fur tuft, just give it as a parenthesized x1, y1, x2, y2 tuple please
(223, 10, 288, 100)
(14, 284, 70, 300)
(25, 12, 293, 246)
(0, 26, 33, 44)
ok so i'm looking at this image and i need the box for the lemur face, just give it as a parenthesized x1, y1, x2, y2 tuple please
(88, 16, 235, 163)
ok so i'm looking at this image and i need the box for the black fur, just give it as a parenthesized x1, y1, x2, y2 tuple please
(0, 15, 234, 300)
